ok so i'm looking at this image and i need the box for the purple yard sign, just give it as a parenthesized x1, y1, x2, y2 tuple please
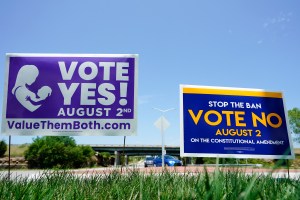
(1, 54, 138, 136)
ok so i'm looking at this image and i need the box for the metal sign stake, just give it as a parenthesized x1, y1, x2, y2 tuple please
(8, 135, 11, 180)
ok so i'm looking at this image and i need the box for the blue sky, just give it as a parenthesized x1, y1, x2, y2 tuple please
(0, 1, 299, 146)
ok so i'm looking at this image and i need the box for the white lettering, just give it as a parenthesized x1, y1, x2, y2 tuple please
(80, 83, 96, 105)
(58, 61, 78, 80)
(78, 62, 98, 80)
(116, 62, 129, 81)
(58, 83, 79, 105)
(97, 83, 116, 105)
(99, 62, 115, 80)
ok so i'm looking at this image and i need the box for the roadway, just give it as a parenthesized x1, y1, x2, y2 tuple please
(2, 165, 300, 180)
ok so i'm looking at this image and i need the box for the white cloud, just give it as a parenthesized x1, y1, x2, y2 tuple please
(263, 12, 292, 28)
(260, 11, 293, 43)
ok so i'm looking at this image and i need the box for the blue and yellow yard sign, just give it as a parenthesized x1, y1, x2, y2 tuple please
(180, 85, 294, 159)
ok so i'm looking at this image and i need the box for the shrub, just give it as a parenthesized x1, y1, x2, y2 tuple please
(24, 136, 95, 169)
(0, 140, 7, 157)
(97, 152, 112, 166)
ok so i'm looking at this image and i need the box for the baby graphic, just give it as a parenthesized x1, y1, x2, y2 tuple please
(26, 86, 52, 102)
(12, 65, 52, 112)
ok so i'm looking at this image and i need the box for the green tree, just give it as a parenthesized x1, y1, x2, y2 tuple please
(0, 140, 7, 157)
(288, 108, 300, 142)
(97, 152, 112, 166)
(25, 136, 96, 169)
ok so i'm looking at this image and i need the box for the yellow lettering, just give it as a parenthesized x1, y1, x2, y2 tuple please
(229, 129, 236, 136)
(188, 109, 203, 125)
(235, 111, 246, 127)
(267, 113, 282, 128)
(222, 110, 234, 126)
(204, 110, 222, 126)
(252, 112, 267, 127)
(216, 129, 222, 135)
(255, 130, 261, 137)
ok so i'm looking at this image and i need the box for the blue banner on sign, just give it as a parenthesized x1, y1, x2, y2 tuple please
(180, 85, 294, 159)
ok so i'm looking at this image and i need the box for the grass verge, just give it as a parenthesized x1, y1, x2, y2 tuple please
(1, 169, 300, 199)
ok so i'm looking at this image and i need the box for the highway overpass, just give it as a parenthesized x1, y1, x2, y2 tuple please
(91, 144, 180, 156)
(90, 145, 181, 166)
(91, 145, 300, 166)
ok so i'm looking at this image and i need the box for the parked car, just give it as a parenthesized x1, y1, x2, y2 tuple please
(153, 155, 183, 167)
(144, 156, 154, 167)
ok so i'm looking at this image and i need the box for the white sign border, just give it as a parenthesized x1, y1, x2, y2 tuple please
(180, 84, 295, 159)
(1, 53, 138, 136)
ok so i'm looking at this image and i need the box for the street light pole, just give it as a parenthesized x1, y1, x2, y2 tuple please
(153, 107, 175, 169)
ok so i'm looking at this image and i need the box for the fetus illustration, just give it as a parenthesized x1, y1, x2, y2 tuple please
(12, 65, 52, 112)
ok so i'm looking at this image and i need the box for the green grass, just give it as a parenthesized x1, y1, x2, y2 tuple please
(1, 169, 300, 199)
